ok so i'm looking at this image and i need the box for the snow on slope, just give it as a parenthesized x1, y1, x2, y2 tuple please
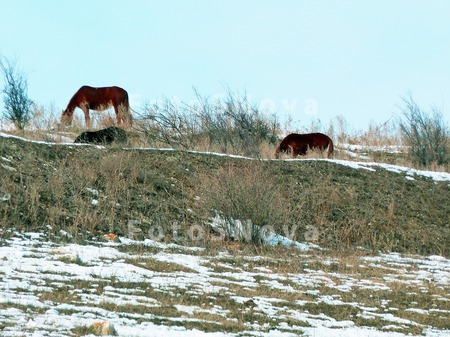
(0, 232, 449, 336)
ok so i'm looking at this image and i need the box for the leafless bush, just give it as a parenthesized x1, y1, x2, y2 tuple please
(0, 56, 33, 130)
(29, 102, 60, 130)
(199, 162, 293, 244)
(137, 96, 200, 149)
(137, 89, 279, 156)
(399, 94, 449, 167)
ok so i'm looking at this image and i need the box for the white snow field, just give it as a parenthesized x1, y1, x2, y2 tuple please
(0, 229, 449, 337)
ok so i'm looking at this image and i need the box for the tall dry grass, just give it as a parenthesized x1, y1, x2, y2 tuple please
(198, 161, 294, 244)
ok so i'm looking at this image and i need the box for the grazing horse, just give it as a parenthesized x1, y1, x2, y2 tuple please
(61, 86, 132, 128)
(274, 133, 334, 159)
(74, 126, 128, 145)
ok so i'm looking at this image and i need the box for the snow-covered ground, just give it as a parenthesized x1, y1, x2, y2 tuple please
(0, 231, 449, 337)
(339, 143, 405, 154)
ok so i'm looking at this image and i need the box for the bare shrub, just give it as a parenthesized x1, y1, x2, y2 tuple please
(199, 161, 293, 244)
(399, 94, 449, 167)
(137, 88, 279, 156)
(136, 96, 200, 149)
(0, 57, 33, 130)
(29, 102, 60, 130)
(364, 119, 401, 146)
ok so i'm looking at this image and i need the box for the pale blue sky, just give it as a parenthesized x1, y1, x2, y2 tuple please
(1, 0, 449, 131)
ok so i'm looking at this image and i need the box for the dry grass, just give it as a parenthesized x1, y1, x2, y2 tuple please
(0, 129, 449, 255)
(197, 161, 294, 244)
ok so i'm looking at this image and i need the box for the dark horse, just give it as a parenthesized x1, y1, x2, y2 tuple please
(61, 86, 132, 128)
(74, 126, 128, 145)
(274, 133, 334, 158)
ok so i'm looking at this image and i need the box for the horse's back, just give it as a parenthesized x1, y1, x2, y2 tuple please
(75, 86, 128, 106)
(308, 132, 332, 146)
(287, 133, 331, 144)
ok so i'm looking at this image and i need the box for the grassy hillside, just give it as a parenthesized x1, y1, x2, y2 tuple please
(0, 134, 449, 256)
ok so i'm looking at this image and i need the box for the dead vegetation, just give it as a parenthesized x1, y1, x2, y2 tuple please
(0, 133, 448, 256)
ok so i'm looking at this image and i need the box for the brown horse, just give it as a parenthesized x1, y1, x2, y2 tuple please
(61, 86, 132, 128)
(274, 133, 334, 158)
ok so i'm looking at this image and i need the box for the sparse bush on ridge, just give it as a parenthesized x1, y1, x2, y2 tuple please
(136, 88, 279, 157)
(399, 93, 449, 167)
(0, 56, 33, 130)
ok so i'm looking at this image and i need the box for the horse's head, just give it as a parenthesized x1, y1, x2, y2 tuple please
(274, 148, 280, 159)
(61, 109, 73, 126)
(274, 141, 292, 159)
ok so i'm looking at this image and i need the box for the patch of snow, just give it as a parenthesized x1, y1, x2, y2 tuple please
(339, 143, 405, 154)
(300, 158, 450, 182)
(44, 132, 74, 143)
(86, 187, 99, 196)
(209, 214, 320, 251)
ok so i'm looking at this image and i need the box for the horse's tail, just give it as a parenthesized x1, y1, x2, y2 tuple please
(121, 93, 133, 127)
(327, 138, 334, 158)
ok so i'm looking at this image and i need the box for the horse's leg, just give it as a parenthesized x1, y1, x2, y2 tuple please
(327, 140, 334, 158)
(297, 144, 308, 157)
(288, 145, 297, 158)
(83, 107, 91, 128)
(113, 105, 122, 126)
(119, 104, 132, 127)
